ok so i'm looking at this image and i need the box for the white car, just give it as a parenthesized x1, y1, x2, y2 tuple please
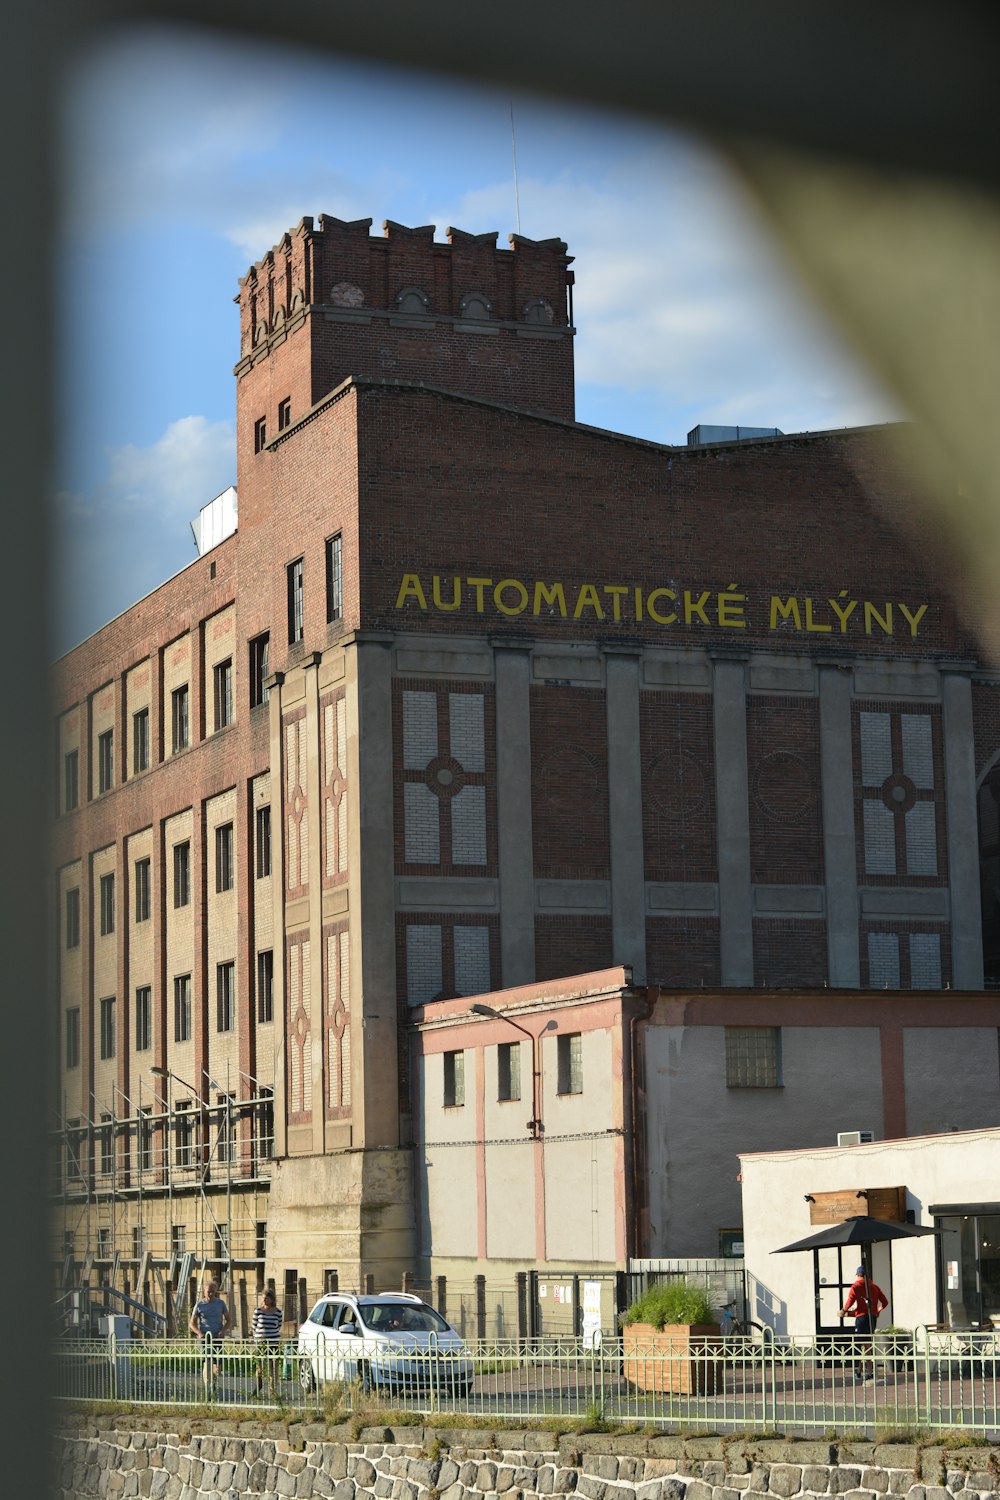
(297, 1291, 475, 1397)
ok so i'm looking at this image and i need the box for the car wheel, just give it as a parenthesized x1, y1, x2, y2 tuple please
(299, 1357, 316, 1393)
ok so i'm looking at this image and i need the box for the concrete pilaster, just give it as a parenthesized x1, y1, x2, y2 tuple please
(713, 658, 753, 985)
(494, 645, 536, 986)
(942, 671, 984, 989)
(265, 671, 288, 1159)
(605, 650, 646, 981)
(303, 655, 327, 1152)
(819, 665, 860, 987)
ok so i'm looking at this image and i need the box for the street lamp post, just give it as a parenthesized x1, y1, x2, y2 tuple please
(469, 1003, 542, 1137)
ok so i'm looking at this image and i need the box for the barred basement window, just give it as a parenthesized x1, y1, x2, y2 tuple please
(557, 1033, 583, 1095)
(249, 632, 270, 707)
(725, 1026, 782, 1088)
(134, 858, 150, 923)
(498, 1041, 521, 1102)
(132, 708, 149, 774)
(213, 658, 233, 730)
(99, 872, 115, 935)
(134, 985, 151, 1051)
(65, 887, 80, 949)
(443, 1050, 465, 1108)
(97, 729, 114, 793)
(173, 841, 190, 908)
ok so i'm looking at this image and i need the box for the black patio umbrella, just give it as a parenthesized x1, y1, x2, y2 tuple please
(772, 1215, 941, 1333)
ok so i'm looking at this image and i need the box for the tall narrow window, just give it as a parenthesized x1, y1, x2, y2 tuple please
(278, 396, 291, 431)
(134, 858, 150, 923)
(443, 1050, 465, 1108)
(175, 1102, 193, 1168)
(64, 749, 79, 812)
(99, 996, 116, 1060)
(134, 985, 151, 1051)
(97, 729, 114, 793)
(254, 415, 267, 453)
(173, 974, 192, 1042)
(138, 1109, 153, 1173)
(65, 887, 80, 950)
(256, 1088, 274, 1162)
(216, 960, 235, 1032)
(132, 708, 149, 774)
(725, 1026, 782, 1088)
(255, 806, 271, 878)
(249, 632, 270, 708)
(173, 841, 191, 908)
(557, 1033, 583, 1095)
(287, 557, 304, 644)
(171, 685, 189, 752)
(217, 1094, 236, 1164)
(325, 533, 343, 624)
(213, 658, 233, 730)
(99, 1115, 114, 1177)
(65, 1008, 80, 1069)
(216, 823, 234, 892)
(257, 949, 274, 1023)
(498, 1041, 521, 1102)
(99, 872, 115, 936)
(66, 1122, 83, 1184)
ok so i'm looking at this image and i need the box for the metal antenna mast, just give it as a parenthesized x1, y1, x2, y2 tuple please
(509, 100, 522, 234)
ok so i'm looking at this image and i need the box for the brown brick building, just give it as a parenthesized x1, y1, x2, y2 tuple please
(51, 215, 1000, 1317)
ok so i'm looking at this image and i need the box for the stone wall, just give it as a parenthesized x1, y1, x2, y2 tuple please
(52, 1420, 1000, 1500)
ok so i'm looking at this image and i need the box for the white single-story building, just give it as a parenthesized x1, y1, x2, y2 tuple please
(739, 1126, 1000, 1337)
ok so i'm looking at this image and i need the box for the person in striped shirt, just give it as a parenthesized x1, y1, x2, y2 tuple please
(251, 1290, 283, 1399)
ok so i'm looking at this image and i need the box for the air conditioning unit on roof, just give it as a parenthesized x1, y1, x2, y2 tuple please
(837, 1130, 875, 1146)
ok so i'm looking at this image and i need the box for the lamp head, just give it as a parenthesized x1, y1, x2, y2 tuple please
(469, 1003, 500, 1019)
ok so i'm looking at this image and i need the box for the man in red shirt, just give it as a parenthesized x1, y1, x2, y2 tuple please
(840, 1266, 889, 1380)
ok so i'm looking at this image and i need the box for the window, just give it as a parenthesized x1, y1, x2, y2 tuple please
(97, 729, 114, 793)
(498, 1041, 521, 1102)
(217, 960, 235, 1032)
(65, 1122, 83, 1184)
(254, 415, 267, 453)
(278, 396, 291, 431)
(97, 1228, 111, 1259)
(132, 1226, 146, 1259)
(249, 632, 270, 707)
(99, 1115, 114, 1177)
(287, 557, 304, 644)
(173, 841, 191, 908)
(213, 657, 233, 730)
(65, 887, 80, 950)
(725, 1026, 782, 1088)
(99, 872, 115, 935)
(134, 858, 150, 923)
(171, 1223, 187, 1254)
(255, 1088, 274, 1162)
(64, 749, 79, 812)
(443, 1050, 465, 1108)
(216, 823, 234, 892)
(134, 985, 151, 1052)
(256, 948, 274, 1023)
(175, 1102, 193, 1168)
(256, 806, 271, 878)
(557, 1033, 583, 1095)
(217, 1094, 236, 1164)
(99, 996, 116, 1060)
(325, 533, 343, 624)
(65, 1008, 80, 1069)
(138, 1110, 153, 1173)
(173, 974, 191, 1043)
(171, 685, 189, 752)
(132, 708, 149, 774)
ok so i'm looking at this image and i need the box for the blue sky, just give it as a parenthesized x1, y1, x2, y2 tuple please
(54, 23, 900, 654)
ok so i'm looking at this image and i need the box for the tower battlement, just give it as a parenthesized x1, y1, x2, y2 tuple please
(235, 215, 576, 426)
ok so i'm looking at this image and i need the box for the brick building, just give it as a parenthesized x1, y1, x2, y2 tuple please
(51, 215, 1000, 1318)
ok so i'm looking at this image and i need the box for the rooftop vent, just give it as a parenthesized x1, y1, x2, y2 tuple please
(687, 424, 783, 446)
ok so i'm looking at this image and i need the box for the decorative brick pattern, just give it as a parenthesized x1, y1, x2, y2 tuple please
(853, 703, 947, 886)
(324, 924, 350, 1117)
(286, 935, 312, 1123)
(321, 691, 348, 885)
(640, 693, 716, 884)
(284, 708, 309, 896)
(860, 920, 951, 988)
(394, 680, 496, 877)
(747, 696, 823, 886)
(531, 686, 610, 881)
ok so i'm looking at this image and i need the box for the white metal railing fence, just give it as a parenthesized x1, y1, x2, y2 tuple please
(52, 1329, 1000, 1435)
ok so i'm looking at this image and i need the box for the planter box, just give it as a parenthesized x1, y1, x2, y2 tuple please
(622, 1322, 723, 1395)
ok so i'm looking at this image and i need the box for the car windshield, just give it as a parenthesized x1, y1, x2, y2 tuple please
(359, 1301, 450, 1333)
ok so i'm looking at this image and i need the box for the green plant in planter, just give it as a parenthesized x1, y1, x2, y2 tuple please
(623, 1279, 718, 1329)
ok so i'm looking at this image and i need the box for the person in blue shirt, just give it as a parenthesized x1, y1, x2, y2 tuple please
(189, 1279, 231, 1398)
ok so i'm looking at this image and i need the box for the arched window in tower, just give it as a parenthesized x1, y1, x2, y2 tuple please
(395, 286, 430, 315)
(522, 297, 554, 324)
(458, 291, 491, 320)
(977, 758, 1000, 984)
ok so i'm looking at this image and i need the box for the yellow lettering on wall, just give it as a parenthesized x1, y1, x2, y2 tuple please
(466, 578, 492, 613)
(829, 593, 858, 633)
(494, 578, 529, 616)
(432, 575, 461, 610)
(396, 574, 427, 610)
(804, 598, 832, 633)
(603, 585, 629, 621)
(646, 588, 677, 625)
(573, 584, 605, 620)
(770, 595, 802, 630)
(898, 602, 928, 637)
(717, 586, 746, 629)
(683, 590, 711, 626)
(534, 581, 567, 616)
(634, 587, 644, 621)
(864, 601, 893, 636)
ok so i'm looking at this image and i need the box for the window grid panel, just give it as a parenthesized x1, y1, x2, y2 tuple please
(404, 782, 441, 864)
(859, 711, 893, 786)
(901, 713, 935, 789)
(453, 925, 491, 996)
(449, 693, 485, 772)
(868, 932, 901, 987)
(402, 691, 438, 769)
(406, 925, 443, 1006)
(725, 1027, 779, 1087)
(904, 800, 938, 875)
(863, 800, 897, 875)
(450, 785, 487, 865)
(910, 932, 943, 989)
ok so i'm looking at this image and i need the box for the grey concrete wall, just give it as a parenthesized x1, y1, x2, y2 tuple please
(494, 645, 536, 985)
(712, 660, 753, 984)
(903, 1027, 1000, 1134)
(819, 666, 860, 987)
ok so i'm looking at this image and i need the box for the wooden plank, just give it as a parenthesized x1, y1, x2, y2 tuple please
(808, 1185, 906, 1224)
